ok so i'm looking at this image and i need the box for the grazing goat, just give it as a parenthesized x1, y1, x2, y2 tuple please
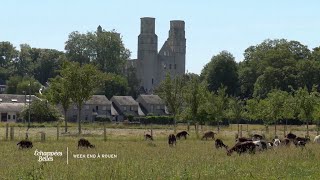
(253, 140, 268, 151)
(293, 140, 306, 147)
(252, 134, 263, 141)
(144, 134, 153, 141)
(273, 139, 281, 146)
(314, 135, 320, 144)
(236, 137, 252, 143)
(227, 141, 256, 156)
(176, 131, 189, 140)
(201, 131, 216, 140)
(168, 134, 176, 146)
(78, 138, 95, 149)
(295, 137, 310, 143)
(285, 132, 297, 140)
(17, 140, 33, 149)
(215, 139, 228, 149)
(267, 142, 274, 148)
(282, 138, 290, 146)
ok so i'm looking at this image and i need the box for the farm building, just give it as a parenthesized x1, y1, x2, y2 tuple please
(0, 94, 39, 122)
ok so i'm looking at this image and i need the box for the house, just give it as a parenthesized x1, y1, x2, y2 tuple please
(0, 94, 39, 122)
(136, 95, 167, 116)
(65, 95, 112, 122)
(110, 96, 143, 121)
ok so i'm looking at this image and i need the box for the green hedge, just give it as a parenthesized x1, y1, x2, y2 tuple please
(135, 116, 174, 125)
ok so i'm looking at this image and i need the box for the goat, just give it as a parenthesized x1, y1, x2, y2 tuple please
(17, 140, 33, 149)
(144, 134, 153, 141)
(78, 138, 95, 149)
(314, 135, 320, 144)
(215, 139, 228, 149)
(227, 141, 256, 156)
(201, 131, 216, 140)
(168, 134, 176, 146)
(176, 131, 189, 140)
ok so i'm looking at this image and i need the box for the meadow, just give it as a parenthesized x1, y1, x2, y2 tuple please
(0, 123, 319, 179)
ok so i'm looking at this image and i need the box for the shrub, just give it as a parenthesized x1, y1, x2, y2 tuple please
(135, 116, 174, 125)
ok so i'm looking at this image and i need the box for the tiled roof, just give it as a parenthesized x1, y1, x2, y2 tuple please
(85, 95, 111, 105)
(138, 95, 164, 105)
(0, 94, 39, 103)
(111, 96, 138, 106)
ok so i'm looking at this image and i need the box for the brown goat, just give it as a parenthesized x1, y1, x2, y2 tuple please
(201, 131, 216, 140)
(168, 134, 176, 146)
(227, 141, 256, 156)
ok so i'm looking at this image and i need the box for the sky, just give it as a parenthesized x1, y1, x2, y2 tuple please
(1, 0, 320, 74)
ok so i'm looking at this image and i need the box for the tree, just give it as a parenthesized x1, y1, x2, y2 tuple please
(157, 74, 185, 132)
(20, 99, 60, 123)
(16, 77, 42, 95)
(6, 76, 41, 94)
(228, 96, 245, 136)
(65, 26, 130, 74)
(182, 76, 209, 136)
(202, 51, 239, 96)
(0, 42, 18, 83)
(65, 31, 94, 66)
(126, 66, 140, 98)
(95, 27, 130, 74)
(45, 75, 72, 133)
(240, 39, 311, 98)
(61, 62, 104, 134)
(208, 86, 229, 132)
(97, 73, 128, 99)
(265, 89, 289, 137)
(294, 86, 317, 137)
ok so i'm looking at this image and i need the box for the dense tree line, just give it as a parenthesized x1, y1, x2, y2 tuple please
(156, 39, 320, 136)
(2, 27, 320, 136)
(0, 25, 139, 99)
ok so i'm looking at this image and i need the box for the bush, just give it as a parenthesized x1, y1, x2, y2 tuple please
(95, 117, 111, 123)
(20, 99, 60, 123)
(134, 116, 174, 125)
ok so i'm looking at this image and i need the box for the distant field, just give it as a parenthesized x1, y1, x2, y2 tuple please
(0, 123, 319, 179)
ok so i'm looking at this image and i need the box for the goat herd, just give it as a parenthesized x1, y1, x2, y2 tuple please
(144, 130, 320, 156)
(15, 130, 320, 157)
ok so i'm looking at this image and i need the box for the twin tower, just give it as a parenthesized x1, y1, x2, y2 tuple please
(134, 17, 186, 93)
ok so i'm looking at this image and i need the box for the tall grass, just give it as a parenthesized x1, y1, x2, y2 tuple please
(0, 128, 319, 179)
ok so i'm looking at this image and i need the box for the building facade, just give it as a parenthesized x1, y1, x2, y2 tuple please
(128, 17, 186, 93)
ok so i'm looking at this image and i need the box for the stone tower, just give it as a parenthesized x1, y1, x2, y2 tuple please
(167, 20, 186, 76)
(134, 17, 186, 94)
(137, 17, 158, 92)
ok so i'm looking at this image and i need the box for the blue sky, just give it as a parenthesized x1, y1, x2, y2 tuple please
(1, 0, 320, 74)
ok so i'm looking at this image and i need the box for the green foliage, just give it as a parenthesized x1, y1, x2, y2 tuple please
(156, 74, 185, 118)
(65, 26, 130, 74)
(97, 73, 128, 99)
(207, 86, 229, 125)
(202, 51, 239, 96)
(60, 61, 104, 133)
(227, 96, 245, 123)
(20, 99, 60, 123)
(137, 116, 174, 125)
(6, 75, 41, 94)
(5, 75, 22, 94)
(181, 75, 209, 124)
(240, 39, 314, 98)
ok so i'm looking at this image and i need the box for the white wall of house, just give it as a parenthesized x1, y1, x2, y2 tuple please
(6, 112, 17, 122)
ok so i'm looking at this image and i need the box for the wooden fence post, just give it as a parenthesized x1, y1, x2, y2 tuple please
(10, 127, 14, 141)
(41, 132, 46, 142)
(57, 125, 60, 141)
(5, 123, 9, 141)
(151, 124, 153, 137)
(103, 122, 107, 141)
(240, 125, 243, 138)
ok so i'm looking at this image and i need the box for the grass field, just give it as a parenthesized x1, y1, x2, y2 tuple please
(0, 123, 319, 179)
